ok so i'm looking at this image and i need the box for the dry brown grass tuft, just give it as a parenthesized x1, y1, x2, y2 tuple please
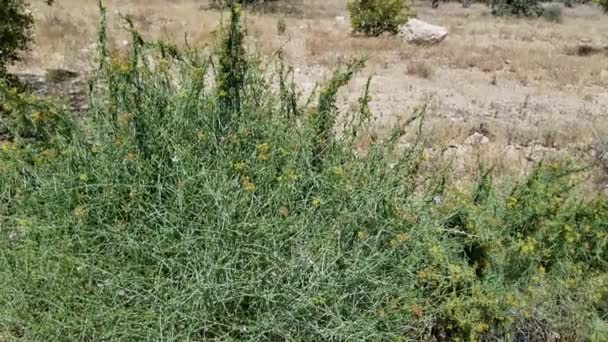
(407, 60, 434, 79)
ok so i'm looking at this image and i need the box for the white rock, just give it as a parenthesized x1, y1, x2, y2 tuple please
(335, 16, 345, 25)
(464, 132, 489, 146)
(398, 19, 448, 45)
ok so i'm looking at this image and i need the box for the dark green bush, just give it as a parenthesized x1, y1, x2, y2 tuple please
(492, 0, 544, 16)
(0, 0, 34, 76)
(594, 0, 608, 12)
(347, 0, 415, 36)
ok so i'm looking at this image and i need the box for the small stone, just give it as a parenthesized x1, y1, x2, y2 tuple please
(464, 132, 490, 145)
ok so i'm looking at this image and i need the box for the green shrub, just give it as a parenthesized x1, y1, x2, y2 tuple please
(0, 0, 34, 76)
(347, 0, 415, 36)
(0, 4, 607, 341)
(594, 0, 608, 12)
(491, 0, 544, 16)
(542, 3, 563, 22)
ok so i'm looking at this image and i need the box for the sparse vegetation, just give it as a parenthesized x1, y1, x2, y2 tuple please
(0, 0, 34, 76)
(347, 0, 415, 36)
(407, 60, 434, 78)
(1, 4, 607, 341)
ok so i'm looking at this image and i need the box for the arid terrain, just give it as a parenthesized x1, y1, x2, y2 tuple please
(13, 0, 608, 183)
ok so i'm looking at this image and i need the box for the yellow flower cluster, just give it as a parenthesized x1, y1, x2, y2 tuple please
(110, 55, 130, 74)
(389, 232, 409, 247)
(233, 161, 246, 172)
(331, 166, 343, 177)
(33, 148, 57, 165)
(356, 230, 369, 241)
(520, 237, 537, 255)
(0, 141, 15, 153)
(73, 206, 89, 219)
(125, 153, 137, 162)
(562, 224, 581, 244)
(196, 131, 207, 143)
(240, 176, 255, 192)
(506, 196, 518, 209)
(257, 143, 270, 161)
(276, 169, 299, 183)
(31, 111, 46, 124)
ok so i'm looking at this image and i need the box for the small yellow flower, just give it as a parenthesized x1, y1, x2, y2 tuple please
(257, 143, 270, 161)
(31, 112, 45, 124)
(196, 131, 207, 143)
(0, 141, 14, 152)
(91, 143, 102, 154)
(311, 296, 326, 305)
(311, 197, 321, 208)
(506, 196, 518, 209)
(565, 233, 575, 244)
(110, 55, 130, 74)
(474, 322, 489, 333)
(233, 161, 246, 172)
(357, 230, 368, 241)
(73, 206, 88, 219)
(390, 233, 409, 247)
(240, 176, 255, 193)
(18, 218, 31, 228)
(537, 265, 546, 276)
(277, 169, 299, 183)
(331, 166, 344, 177)
(521, 237, 536, 255)
(79, 173, 89, 182)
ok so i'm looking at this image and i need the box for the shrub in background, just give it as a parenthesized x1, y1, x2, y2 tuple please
(348, 0, 415, 36)
(491, 0, 544, 16)
(0, 0, 34, 76)
(594, 0, 608, 12)
(558, 0, 575, 8)
(542, 3, 563, 22)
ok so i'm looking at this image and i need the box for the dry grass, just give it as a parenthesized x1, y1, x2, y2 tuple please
(407, 60, 434, 79)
